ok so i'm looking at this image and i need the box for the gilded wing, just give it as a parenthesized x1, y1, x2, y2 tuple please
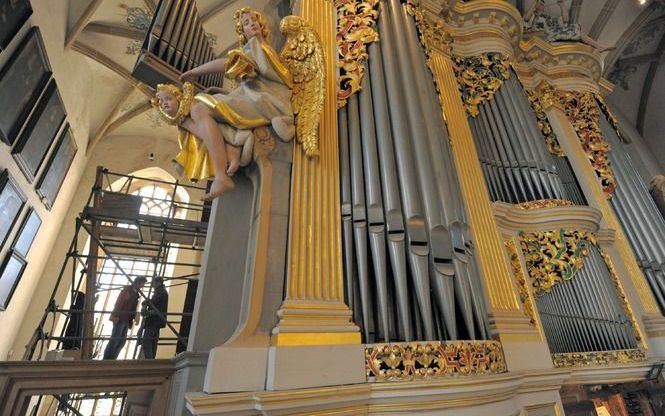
(279, 15, 325, 157)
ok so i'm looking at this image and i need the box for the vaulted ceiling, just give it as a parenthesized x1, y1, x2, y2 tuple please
(58, 0, 665, 164)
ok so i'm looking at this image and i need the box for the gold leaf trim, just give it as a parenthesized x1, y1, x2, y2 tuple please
(336, 0, 380, 108)
(452, 53, 511, 117)
(600, 251, 644, 344)
(551, 349, 646, 368)
(365, 341, 507, 381)
(525, 89, 565, 157)
(505, 239, 537, 325)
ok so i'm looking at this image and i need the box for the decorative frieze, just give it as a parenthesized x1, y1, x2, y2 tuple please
(515, 199, 574, 210)
(551, 349, 646, 368)
(365, 341, 507, 382)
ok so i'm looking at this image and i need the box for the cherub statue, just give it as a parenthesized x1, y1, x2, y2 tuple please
(152, 8, 324, 201)
(523, 0, 612, 51)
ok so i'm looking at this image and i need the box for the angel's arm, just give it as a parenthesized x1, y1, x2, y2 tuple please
(260, 43, 294, 88)
(181, 57, 228, 82)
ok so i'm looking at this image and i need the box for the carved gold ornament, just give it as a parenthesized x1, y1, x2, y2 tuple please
(526, 89, 565, 157)
(535, 83, 617, 198)
(151, 82, 194, 126)
(561, 91, 617, 197)
(519, 229, 595, 298)
(335, 0, 380, 108)
(365, 341, 507, 381)
(280, 15, 325, 157)
(505, 239, 537, 326)
(515, 199, 574, 210)
(551, 349, 646, 368)
(452, 53, 511, 117)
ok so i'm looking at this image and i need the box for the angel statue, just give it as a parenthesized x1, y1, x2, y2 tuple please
(152, 8, 324, 201)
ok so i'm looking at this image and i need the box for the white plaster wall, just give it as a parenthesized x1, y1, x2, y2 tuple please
(0, 1, 95, 360)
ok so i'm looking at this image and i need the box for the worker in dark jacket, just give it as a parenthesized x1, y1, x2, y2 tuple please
(140, 277, 169, 359)
(103, 276, 147, 359)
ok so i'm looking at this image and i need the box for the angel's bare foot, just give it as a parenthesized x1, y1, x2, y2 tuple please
(203, 177, 235, 201)
(226, 145, 241, 176)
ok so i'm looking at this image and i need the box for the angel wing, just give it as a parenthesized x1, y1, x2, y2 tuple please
(279, 15, 325, 157)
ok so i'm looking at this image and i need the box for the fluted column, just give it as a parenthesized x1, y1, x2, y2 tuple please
(271, 0, 361, 347)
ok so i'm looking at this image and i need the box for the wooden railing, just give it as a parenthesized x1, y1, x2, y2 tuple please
(0, 359, 174, 416)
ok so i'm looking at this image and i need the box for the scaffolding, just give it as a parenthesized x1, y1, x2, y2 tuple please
(25, 167, 209, 363)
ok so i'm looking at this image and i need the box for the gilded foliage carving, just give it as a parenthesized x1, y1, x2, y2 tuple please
(526, 89, 565, 157)
(551, 349, 646, 368)
(519, 229, 595, 298)
(365, 341, 507, 381)
(452, 53, 511, 117)
(505, 239, 537, 325)
(562, 91, 617, 197)
(535, 83, 617, 198)
(336, 0, 380, 108)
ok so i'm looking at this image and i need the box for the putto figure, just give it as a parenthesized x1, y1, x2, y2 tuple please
(152, 8, 324, 201)
(523, 0, 611, 51)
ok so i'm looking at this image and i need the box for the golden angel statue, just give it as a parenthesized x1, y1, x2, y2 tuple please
(152, 8, 324, 201)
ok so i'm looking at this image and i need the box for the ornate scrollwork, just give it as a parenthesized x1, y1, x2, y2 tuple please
(515, 199, 574, 210)
(526, 89, 565, 157)
(505, 239, 537, 326)
(534, 83, 617, 198)
(561, 91, 617, 197)
(365, 341, 507, 382)
(551, 349, 646, 368)
(519, 229, 596, 298)
(452, 53, 511, 117)
(335, 0, 380, 108)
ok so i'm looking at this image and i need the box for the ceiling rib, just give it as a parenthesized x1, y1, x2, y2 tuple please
(636, 34, 665, 135)
(88, 86, 137, 154)
(71, 41, 152, 96)
(588, 0, 620, 40)
(201, 0, 236, 23)
(65, 0, 104, 49)
(570, 0, 583, 24)
(84, 22, 145, 40)
(604, 2, 662, 76)
(614, 53, 660, 67)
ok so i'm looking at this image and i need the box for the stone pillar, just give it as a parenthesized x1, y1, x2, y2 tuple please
(266, 0, 365, 391)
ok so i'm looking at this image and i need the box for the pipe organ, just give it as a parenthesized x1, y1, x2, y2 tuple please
(338, 0, 490, 344)
(132, 0, 224, 89)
